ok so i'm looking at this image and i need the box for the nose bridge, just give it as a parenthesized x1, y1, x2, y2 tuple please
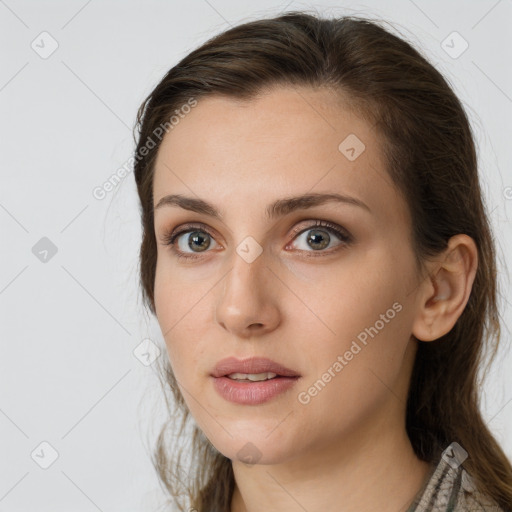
(215, 240, 280, 335)
(222, 241, 267, 308)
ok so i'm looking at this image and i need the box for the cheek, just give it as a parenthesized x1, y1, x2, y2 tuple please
(293, 306, 412, 442)
(154, 253, 205, 334)
(296, 252, 414, 395)
(309, 253, 409, 343)
(153, 260, 202, 371)
(154, 263, 176, 347)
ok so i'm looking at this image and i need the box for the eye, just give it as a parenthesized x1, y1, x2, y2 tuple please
(160, 222, 220, 261)
(160, 220, 352, 261)
(287, 220, 352, 257)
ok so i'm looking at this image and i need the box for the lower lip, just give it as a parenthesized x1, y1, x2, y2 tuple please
(212, 376, 300, 405)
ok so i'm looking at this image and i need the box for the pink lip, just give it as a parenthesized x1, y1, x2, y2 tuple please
(210, 357, 301, 405)
(211, 356, 300, 378)
(212, 376, 299, 405)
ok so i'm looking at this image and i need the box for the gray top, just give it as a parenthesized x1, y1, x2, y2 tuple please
(406, 443, 508, 511)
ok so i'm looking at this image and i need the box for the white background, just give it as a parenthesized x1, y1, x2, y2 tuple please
(0, 0, 511, 510)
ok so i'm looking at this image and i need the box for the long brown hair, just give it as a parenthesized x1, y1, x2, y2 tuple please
(132, 10, 512, 511)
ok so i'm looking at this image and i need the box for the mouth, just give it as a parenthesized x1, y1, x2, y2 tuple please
(211, 356, 300, 379)
(223, 371, 282, 382)
(210, 357, 301, 405)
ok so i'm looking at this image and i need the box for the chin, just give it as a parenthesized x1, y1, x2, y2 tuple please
(204, 426, 299, 466)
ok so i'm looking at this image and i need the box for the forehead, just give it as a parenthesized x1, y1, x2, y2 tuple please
(152, 86, 404, 224)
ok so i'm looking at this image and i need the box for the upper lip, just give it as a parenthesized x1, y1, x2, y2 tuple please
(211, 357, 300, 378)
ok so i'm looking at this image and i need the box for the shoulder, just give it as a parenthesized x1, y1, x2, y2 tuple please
(409, 443, 508, 512)
(452, 468, 506, 511)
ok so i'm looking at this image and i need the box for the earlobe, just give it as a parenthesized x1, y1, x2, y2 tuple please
(412, 234, 478, 343)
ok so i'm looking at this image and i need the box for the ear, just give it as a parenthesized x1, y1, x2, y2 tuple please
(412, 234, 478, 342)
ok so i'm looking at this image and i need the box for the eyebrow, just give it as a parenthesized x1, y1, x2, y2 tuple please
(154, 192, 371, 220)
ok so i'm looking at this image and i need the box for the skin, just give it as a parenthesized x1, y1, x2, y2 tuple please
(151, 86, 478, 512)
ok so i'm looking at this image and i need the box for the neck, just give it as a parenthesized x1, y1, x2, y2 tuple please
(230, 415, 431, 512)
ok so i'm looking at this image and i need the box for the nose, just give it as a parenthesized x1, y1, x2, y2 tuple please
(214, 250, 281, 339)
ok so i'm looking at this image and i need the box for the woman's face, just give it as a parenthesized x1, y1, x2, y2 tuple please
(152, 86, 424, 465)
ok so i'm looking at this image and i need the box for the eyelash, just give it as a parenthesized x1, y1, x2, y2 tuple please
(160, 220, 353, 261)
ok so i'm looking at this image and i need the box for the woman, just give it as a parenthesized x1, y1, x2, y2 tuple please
(133, 11, 512, 512)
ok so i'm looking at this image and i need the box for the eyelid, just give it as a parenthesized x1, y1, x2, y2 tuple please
(288, 219, 351, 240)
(163, 220, 349, 242)
(161, 221, 220, 245)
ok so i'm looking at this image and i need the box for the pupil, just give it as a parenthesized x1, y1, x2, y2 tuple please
(189, 231, 210, 252)
(308, 229, 330, 250)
